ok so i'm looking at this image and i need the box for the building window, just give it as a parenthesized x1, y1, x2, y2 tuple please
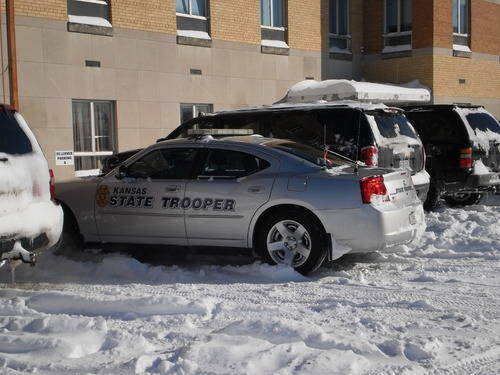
(72, 100, 116, 176)
(261, 0, 288, 51)
(261, 0, 285, 27)
(453, 0, 470, 50)
(383, 0, 412, 52)
(67, 0, 111, 27)
(176, 0, 211, 45)
(180, 103, 213, 124)
(329, 0, 350, 52)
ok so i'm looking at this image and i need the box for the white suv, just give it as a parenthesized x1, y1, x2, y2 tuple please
(0, 105, 62, 271)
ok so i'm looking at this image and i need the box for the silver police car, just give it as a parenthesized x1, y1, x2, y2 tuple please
(56, 135, 424, 275)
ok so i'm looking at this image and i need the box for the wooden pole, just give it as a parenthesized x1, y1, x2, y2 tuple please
(6, 0, 18, 110)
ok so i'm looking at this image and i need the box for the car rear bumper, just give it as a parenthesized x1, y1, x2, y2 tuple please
(0, 201, 63, 253)
(315, 201, 425, 260)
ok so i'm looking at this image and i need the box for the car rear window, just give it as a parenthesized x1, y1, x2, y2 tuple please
(466, 113, 500, 134)
(0, 110, 33, 155)
(373, 113, 418, 139)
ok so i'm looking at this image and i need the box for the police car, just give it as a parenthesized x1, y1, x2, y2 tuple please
(56, 134, 424, 275)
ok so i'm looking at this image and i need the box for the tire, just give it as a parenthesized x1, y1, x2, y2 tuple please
(53, 205, 84, 257)
(423, 176, 441, 211)
(444, 193, 483, 207)
(256, 209, 327, 275)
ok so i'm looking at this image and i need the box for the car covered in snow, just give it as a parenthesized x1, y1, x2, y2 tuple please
(164, 102, 430, 203)
(404, 104, 500, 209)
(0, 105, 63, 269)
(56, 135, 424, 275)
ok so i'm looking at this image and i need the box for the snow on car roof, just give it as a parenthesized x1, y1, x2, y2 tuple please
(277, 79, 431, 104)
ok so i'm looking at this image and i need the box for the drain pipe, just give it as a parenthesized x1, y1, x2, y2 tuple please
(6, 0, 19, 110)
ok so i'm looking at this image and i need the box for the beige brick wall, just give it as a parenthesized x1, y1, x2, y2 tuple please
(363, 55, 434, 89)
(433, 56, 500, 98)
(288, 0, 321, 51)
(1, 0, 67, 21)
(110, 0, 176, 34)
(210, 0, 260, 44)
(471, 0, 499, 55)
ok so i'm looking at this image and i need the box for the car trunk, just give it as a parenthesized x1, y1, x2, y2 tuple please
(462, 110, 500, 173)
(0, 110, 39, 219)
(365, 111, 425, 175)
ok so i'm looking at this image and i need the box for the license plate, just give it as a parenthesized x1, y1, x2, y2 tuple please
(409, 211, 417, 225)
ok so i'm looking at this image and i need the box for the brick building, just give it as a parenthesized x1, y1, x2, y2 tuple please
(0, 0, 498, 179)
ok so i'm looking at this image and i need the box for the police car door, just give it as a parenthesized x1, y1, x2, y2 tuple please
(95, 147, 199, 245)
(184, 147, 275, 248)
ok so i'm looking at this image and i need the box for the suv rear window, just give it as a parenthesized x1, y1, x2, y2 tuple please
(0, 110, 33, 155)
(466, 113, 500, 134)
(373, 113, 418, 139)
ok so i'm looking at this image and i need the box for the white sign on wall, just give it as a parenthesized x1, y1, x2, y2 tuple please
(55, 151, 74, 166)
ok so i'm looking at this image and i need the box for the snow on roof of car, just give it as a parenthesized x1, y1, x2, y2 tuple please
(276, 79, 431, 104)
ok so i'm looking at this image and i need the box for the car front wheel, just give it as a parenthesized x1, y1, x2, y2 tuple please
(257, 209, 327, 275)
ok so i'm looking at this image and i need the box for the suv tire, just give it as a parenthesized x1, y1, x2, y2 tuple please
(257, 209, 327, 275)
(423, 177, 441, 211)
(444, 193, 483, 207)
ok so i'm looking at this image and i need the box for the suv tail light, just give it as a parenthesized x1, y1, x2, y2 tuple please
(459, 148, 472, 168)
(361, 146, 378, 166)
(49, 169, 56, 200)
(360, 176, 387, 204)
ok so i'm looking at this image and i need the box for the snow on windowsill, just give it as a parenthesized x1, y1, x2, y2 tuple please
(177, 29, 212, 40)
(453, 44, 471, 52)
(261, 39, 289, 49)
(68, 15, 112, 28)
(382, 44, 412, 54)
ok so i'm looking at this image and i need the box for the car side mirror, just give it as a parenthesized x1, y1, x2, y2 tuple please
(115, 164, 127, 180)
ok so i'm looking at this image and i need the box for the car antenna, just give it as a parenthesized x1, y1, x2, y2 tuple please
(354, 110, 362, 175)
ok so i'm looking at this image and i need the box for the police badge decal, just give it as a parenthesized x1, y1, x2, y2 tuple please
(96, 185, 111, 207)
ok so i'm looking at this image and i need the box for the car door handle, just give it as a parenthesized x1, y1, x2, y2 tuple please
(166, 185, 180, 192)
(248, 186, 263, 193)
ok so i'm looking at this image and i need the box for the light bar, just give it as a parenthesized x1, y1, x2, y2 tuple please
(187, 129, 254, 136)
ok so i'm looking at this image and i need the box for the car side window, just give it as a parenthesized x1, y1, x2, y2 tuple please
(199, 149, 270, 179)
(127, 148, 197, 180)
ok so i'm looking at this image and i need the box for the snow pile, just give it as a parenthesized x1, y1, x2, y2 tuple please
(278, 79, 431, 104)
(0, 196, 499, 374)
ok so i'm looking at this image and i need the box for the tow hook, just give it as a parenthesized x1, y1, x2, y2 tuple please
(0, 242, 36, 284)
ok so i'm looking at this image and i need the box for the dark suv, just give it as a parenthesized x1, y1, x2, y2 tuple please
(404, 105, 500, 209)
(165, 102, 429, 200)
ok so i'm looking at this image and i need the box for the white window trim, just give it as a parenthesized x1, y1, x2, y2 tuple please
(75, 0, 107, 4)
(73, 100, 115, 175)
(176, 12, 208, 21)
(261, 0, 285, 28)
(177, 0, 208, 18)
(383, 0, 412, 35)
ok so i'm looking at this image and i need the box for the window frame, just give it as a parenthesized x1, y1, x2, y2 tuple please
(329, 0, 351, 53)
(261, 0, 286, 29)
(67, 0, 112, 27)
(383, 0, 412, 51)
(72, 99, 116, 176)
(453, 0, 469, 36)
(180, 103, 214, 124)
(176, 0, 208, 19)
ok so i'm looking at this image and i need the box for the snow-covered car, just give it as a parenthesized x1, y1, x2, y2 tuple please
(56, 135, 424, 275)
(165, 102, 430, 203)
(405, 105, 500, 209)
(0, 105, 63, 269)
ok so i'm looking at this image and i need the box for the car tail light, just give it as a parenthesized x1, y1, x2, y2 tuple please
(360, 176, 387, 204)
(361, 146, 378, 166)
(49, 169, 56, 200)
(459, 148, 472, 168)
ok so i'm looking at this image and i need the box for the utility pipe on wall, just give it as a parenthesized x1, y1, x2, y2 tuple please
(6, 0, 18, 110)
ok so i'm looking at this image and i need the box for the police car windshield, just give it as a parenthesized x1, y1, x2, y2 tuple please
(265, 140, 353, 168)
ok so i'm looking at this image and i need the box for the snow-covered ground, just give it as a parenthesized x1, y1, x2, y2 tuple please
(0, 196, 499, 374)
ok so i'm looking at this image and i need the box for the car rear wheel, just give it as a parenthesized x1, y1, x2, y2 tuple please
(444, 193, 483, 207)
(423, 176, 441, 211)
(257, 209, 327, 275)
